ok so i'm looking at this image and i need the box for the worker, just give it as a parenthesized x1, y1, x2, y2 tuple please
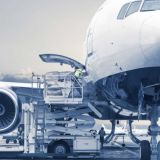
(72, 67, 83, 97)
(74, 67, 83, 79)
(99, 127, 106, 149)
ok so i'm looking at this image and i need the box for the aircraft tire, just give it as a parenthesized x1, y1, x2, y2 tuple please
(140, 140, 151, 160)
(158, 141, 160, 160)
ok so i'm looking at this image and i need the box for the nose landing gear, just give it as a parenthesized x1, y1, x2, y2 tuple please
(147, 105, 160, 160)
(127, 120, 151, 160)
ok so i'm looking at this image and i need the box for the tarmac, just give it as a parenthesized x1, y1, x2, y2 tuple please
(97, 145, 139, 160)
(67, 137, 140, 160)
(0, 145, 140, 160)
(67, 147, 140, 160)
(0, 134, 142, 160)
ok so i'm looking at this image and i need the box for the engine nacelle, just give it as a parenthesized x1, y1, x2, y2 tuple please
(0, 88, 21, 134)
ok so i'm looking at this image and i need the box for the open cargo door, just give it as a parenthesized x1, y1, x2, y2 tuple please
(39, 54, 85, 70)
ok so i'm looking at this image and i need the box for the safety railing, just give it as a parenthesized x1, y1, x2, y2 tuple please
(43, 72, 83, 104)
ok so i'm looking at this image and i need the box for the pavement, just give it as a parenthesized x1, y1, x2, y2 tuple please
(0, 135, 153, 160)
(67, 137, 140, 159)
(0, 146, 140, 160)
(98, 146, 139, 160)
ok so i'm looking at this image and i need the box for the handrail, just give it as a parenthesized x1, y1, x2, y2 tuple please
(43, 72, 84, 103)
(31, 73, 44, 102)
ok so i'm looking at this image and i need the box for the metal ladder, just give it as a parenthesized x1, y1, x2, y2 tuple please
(31, 73, 46, 152)
(35, 101, 46, 152)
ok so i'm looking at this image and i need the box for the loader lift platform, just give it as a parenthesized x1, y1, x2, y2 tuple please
(40, 53, 86, 105)
(43, 71, 84, 105)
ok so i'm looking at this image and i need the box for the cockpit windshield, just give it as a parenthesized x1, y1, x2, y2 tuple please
(117, 1, 141, 19)
(117, 0, 160, 20)
(141, 1, 160, 11)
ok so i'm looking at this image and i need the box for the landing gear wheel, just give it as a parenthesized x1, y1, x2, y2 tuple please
(140, 140, 151, 160)
(158, 141, 160, 160)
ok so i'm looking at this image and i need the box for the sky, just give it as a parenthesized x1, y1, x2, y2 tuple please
(0, 0, 105, 77)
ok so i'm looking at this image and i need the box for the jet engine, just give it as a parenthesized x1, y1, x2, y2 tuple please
(0, 88, 21, 134)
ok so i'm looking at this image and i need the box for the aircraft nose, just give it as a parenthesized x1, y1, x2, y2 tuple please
(140, 15, 160, 63)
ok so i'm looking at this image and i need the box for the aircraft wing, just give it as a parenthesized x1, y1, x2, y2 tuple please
(0, 81, 32, 88)
(0, 81, 43, 99)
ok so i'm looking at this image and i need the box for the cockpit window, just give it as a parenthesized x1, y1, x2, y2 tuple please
(141, 1, 160, 11)
(117, 3, 130, 19)
(126, 1, 141, 17)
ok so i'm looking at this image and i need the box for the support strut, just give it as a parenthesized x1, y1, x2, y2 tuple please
(148, 105, 160, 160)
(127, 120, 141, 144)
(104, 120, 116, 143)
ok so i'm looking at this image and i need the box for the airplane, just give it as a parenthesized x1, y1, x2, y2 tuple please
(0, 0, 160, 159)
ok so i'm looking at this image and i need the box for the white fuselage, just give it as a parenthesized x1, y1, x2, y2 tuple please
(85, 0, 160, 83)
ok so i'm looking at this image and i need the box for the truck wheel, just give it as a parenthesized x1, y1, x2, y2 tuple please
(140, 140, 151, 160)
(48, 141, 70, 155)
(13, 139, 17, 144)
(6, 139, 10, 144)
(19, 139, 24, 145)
(54, 143, 67, 154)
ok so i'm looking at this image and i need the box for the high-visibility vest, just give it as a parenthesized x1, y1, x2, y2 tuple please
(74, 69, 82, 78)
